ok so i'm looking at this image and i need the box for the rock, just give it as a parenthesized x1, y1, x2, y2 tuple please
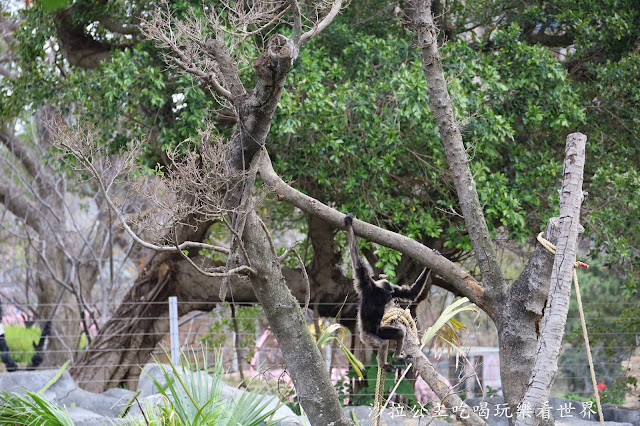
(56, 379, 132, 417)
(101, 386, 136, 401)
(601, 405, 640, 425)
(137, 363, 170, 398)
(557, 420, 632, 426)
(67, 406, 127, 426)
(343, 406, 451, 426)
(0, 369, 135, 419)
(0, 368, 75, 395)
(125, 394, 166, 420)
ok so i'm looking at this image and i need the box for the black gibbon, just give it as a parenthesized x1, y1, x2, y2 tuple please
(344, 214, 428, 370)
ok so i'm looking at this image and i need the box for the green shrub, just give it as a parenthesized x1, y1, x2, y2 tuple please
(131, 348, 284, 425)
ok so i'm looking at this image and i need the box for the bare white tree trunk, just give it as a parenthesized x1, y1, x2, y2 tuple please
(516, 133, 587, 426)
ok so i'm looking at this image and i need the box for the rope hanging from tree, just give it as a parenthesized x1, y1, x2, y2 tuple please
(537, 232, 604, 426)
(372, 308, 419, 426)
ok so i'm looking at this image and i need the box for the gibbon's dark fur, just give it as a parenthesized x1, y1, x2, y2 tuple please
(344, 214, 428, 370)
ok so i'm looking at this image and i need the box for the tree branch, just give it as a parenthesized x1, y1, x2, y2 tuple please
(0, 173, 45, 234)
(98, 18, 139, 36)
(0, 127, 41, 179)
(258, 150, 488, 310)
(298, 0, 344, 46)
(56, 137, 231, 256)
(143, 24, 234, 101)
(289, 0, 302, 46)
(53, 9, 116, 68)
(403, 334, 488, 426)
(403, 0, 505, 293)
(204, 39, 247, 101)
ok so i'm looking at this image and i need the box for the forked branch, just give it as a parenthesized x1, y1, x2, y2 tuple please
(54, 128, 232, 257)
(258, 149, 488, 310)
(298, 0, 344, 46)
(402, 331, 488, 426)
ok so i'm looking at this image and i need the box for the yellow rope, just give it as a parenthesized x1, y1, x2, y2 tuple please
(537, 233, 604, 426)
(382, 308, 420, 344)
(371, 308, 419, 426)
(372, 346, 386, 426)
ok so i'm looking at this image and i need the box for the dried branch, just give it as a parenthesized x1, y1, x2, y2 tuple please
(172, 224, 256, 277)
(53, 124, 231, 256)
(517, 133, 587, 426)
(0, 171, 46, 234)
(217, 5, 290, 39)
(298, 0, 344, 46)
(279, 244, 310, 313)
(289, 0, 302, 45)
(202, 39, 246, 100)
(278, 240, 300, 263)
(140, 7, 234, 102)
(402, 329, 488, 426)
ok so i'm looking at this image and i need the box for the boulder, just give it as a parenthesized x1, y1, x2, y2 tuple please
(0, 369, 131, 417)
(601, 405, 640, 425)
(67, 406, 127, 426)
(344, 406, 452, 426)
(131, 363, 302, 425)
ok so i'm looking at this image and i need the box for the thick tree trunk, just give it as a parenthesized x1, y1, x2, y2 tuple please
(69, 242, 316, 387)
(498, 219, 560, 414)
(243, 211, 351, 425)
(401, 3, 590, 422)
(70, 249, 216, 391)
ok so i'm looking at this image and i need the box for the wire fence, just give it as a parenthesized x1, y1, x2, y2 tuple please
(0, 298, 637, 403)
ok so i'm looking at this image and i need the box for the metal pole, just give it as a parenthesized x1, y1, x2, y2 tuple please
(169, 296, 179, 365)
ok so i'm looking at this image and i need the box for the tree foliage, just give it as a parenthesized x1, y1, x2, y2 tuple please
(3, 0, 638, 278)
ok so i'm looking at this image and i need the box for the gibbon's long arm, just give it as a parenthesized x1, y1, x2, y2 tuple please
(391, 268, 429, 301)
(345, 214, 372, 291)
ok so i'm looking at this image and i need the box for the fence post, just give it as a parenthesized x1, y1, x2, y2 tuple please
(169, 296, 179, 365)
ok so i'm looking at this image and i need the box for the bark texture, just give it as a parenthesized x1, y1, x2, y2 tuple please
(499, 219, 560, 413)
(400, 3, 589, 423)
(243, 211, 351, 425)
(516, 133, 587, 426)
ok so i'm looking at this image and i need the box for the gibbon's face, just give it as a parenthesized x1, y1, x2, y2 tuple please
(375, 279, 394, 295)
